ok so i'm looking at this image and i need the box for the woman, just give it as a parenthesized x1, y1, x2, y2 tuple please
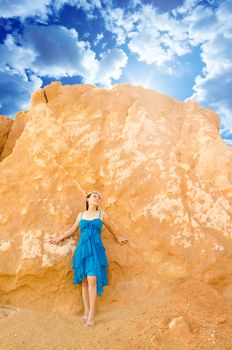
(48, 190, 128, 327)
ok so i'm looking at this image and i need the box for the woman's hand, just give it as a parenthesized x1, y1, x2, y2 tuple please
(48, 235, 63, 245)
(116, 235, 128, 244)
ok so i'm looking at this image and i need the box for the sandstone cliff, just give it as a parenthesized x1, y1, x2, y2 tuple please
(0, 111, 28, 161)
(0, 82, 232, 348)
(0, 115, 14, 159)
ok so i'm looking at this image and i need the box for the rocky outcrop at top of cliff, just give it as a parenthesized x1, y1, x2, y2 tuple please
(0, 82, 231, 315)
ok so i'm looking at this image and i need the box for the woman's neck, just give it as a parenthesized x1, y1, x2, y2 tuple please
(88, 205, 98, 212)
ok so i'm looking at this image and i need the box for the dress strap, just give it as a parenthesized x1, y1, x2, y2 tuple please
(99, 210, 101, 218)
(81, 212, 83, 219)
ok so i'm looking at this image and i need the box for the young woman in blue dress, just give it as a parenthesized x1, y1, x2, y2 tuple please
(48, 190, 128, 327)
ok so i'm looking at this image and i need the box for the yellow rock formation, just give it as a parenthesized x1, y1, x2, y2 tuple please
(0, 82, 232, 348)
(0, 115, 14, 159)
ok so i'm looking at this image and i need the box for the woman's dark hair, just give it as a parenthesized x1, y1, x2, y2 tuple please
(86, 192, 99, 210)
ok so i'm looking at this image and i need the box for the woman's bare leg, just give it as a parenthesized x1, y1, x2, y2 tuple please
(81, 278, 90, 321)
(85, 275, 97, 327)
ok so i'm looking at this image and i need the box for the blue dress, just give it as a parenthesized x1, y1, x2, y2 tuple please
(72, 210, 109, 297)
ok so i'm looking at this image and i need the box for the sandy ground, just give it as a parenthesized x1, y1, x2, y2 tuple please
(1, 280, 232, 350)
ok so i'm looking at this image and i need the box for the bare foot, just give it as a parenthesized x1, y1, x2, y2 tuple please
(85, 316, 95, 327)
(80, 311, 89, 322)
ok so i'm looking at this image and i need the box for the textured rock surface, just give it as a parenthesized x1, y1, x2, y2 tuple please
(0, 82, 231, 326)
(0, 111, 28, 161)
(0, 115, 14, 158)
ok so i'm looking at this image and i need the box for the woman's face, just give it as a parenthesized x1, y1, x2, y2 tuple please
(87, 192, 101, 206)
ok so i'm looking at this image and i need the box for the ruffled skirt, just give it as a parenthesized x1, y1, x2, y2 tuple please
(72, 234, 109, 297)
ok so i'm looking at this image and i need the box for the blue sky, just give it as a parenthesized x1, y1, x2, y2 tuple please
(0, 0, 231, 146)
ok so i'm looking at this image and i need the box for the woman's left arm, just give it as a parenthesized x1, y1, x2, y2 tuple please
(101, 211, 129, 245)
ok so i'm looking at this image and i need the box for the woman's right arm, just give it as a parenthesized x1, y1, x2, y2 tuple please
(48, 212, 81, 244)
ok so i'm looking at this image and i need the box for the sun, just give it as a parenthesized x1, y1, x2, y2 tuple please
(125, 68, 155, 89)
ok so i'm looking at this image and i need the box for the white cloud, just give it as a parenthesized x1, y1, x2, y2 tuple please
(128, 30, 172, 66)
(22, 25, 99, 80)
(102, 4, 190, 65)
(173, 0, 220, 16)
(53, 0, 113, 21)
(184, 5, 219, 45)
(94, 33, 104, 46)
(102, 7, 139, 45)
(185, 0, 232, 138)
(0, 34, 36, 76)
(0, 24, 128, 111)
(0, 0, 52, 20)
(21, 25, 127, 85)
(172, 0, 200, 16)
(54, 0, 103, 12)
(0, 0, 110, 21)
(93, 48, 128, 86)
(131, 0, 142, 7)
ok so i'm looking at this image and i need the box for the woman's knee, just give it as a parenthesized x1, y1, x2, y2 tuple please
(82, 277, 88, 285)
(87, 275, 97, 286)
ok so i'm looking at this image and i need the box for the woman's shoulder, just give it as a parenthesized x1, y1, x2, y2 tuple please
(100, 210, 108, 219)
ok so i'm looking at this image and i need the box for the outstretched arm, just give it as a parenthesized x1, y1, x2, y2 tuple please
(48, 212, 81, 244)
(101, 211, 128, 244)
